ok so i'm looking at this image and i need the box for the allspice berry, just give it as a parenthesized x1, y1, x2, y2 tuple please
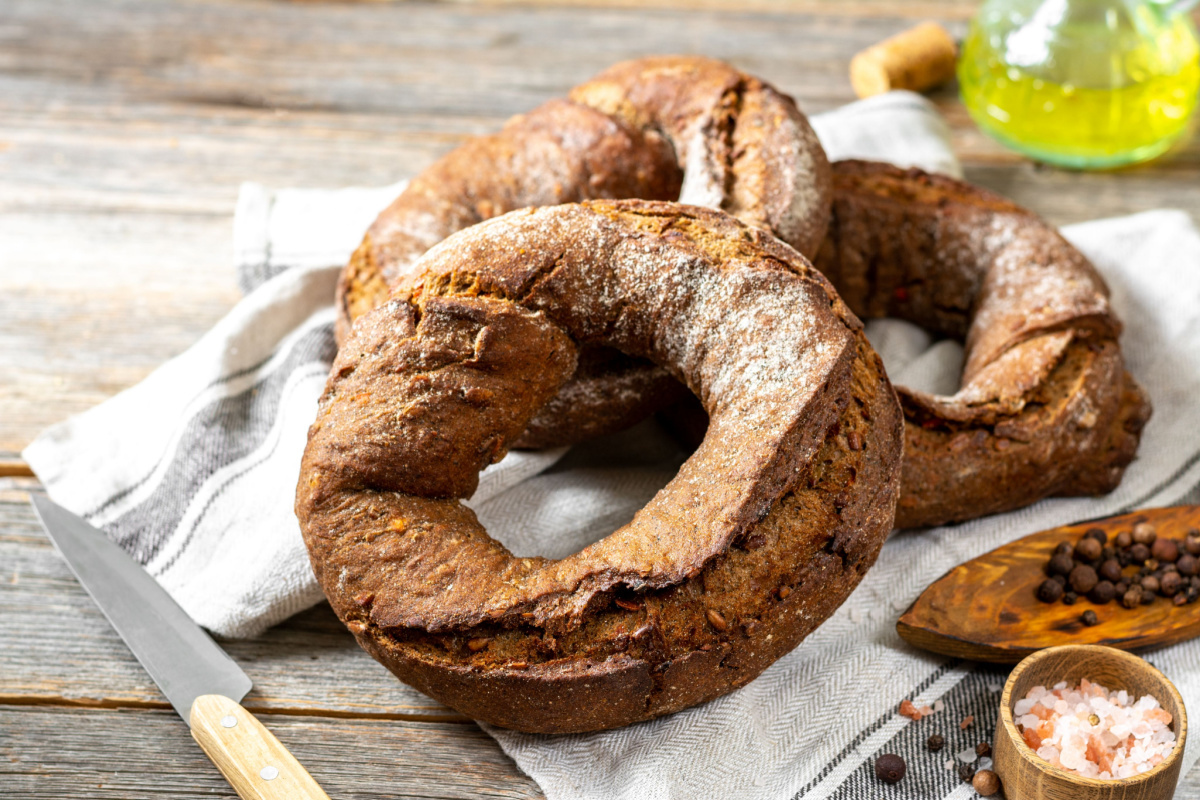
(1185, 532, 1200, 556)
(1130, 543, 1151, 564)
(1037, 579, 1064, 603)
(1049, 552, 1076, 576)
(1141, 575, 1161, 595)
(874, 753, 906, 784)
(1088, 580, 1116, 604)
(1161, 572, 1183, 597)
(975, 741, 992, 758)
(1074, 537, 1102, 562)
(1115, 531, 1133, 549)
(1178, 554, 1199, 577)
(1084, 527, 1108, 544)
(1069, 564, 1099, 594)
(1151, 538, 1179, 563)
(1099, 558, 1123, 583)
(1081, 609, 1100, 626)
(972, 769, 1001, 797)
(1132, 522, 1157, 545)
(1122, 586, 1144, 609)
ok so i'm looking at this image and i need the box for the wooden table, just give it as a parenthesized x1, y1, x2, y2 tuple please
(2, 1, 1198, 796)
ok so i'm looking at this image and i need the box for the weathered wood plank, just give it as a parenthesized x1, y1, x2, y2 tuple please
(2, 0, 1197, 464)
(0, 705, 543, 799)
(0, 495, 461, 719)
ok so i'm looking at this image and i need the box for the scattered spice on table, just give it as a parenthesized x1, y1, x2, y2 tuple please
(874, 753, 906, 784)
(1013, 678, 1176, 778)
(1036, 524, 1200, 618)
(926, 733, 945, 751)
(972, 768, 1001, 796)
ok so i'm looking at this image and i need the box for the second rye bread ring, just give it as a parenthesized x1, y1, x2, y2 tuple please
(298, 200, 903, 733)
(337, 55, 832, 448)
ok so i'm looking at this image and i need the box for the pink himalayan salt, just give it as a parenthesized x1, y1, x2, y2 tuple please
(899, 699, 937, 720)
(1013, 678, 1176, 780)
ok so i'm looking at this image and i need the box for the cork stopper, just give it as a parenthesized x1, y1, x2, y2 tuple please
(850, 21, 958, 99)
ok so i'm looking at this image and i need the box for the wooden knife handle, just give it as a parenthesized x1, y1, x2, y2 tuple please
(190, 694, 331, 800)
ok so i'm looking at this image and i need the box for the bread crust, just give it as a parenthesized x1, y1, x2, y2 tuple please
(298, 201, 902, 732)
(814, 161, 1150, 527)
(336, 56, 832, 448)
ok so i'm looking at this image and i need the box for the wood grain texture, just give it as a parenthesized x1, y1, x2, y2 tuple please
(3, 1, 1200, 796)
(190, 694, 332, 800)
(0, 705, 542, 799)
(994, 645, 1187, 800)
(898, 506, 1200, 663)
(2, 0, 1198, 461)
(0, 496, 461, 719)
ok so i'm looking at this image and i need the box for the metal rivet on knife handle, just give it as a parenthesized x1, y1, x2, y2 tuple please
(190, 694, 331, 800)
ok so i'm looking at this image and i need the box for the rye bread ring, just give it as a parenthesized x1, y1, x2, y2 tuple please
(337, 55, 832, 448)
(298, 200, 903, 733)
(814, 161, 1151, 528)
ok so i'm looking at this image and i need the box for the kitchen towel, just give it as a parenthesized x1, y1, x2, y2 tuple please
(23, 89, 1200, 799)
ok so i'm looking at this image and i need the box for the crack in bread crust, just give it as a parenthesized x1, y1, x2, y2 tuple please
(298, 201, 902, 733)
(335, 56, 832, 448)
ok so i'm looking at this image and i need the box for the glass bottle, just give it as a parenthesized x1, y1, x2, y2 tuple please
(958, 0, 1200, 168)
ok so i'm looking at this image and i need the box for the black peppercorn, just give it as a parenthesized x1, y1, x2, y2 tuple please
(927, 733, 945, 752)
(1069, 564, 1099, 594)
(1084, 527, 1107, 544)
(1122, 586, 1143, 609)
(1037, 579, 1064, 603)
(1054, 541, 1074, 556)
(1063, 591, 1079, 605)
(1081, 609, 1100, 626)
(1051, 574, 1068, 586)
(958, 762, 976, 783)
(1088, 581, 1116, 604)
(1115, 581, 1129, 595)
(1101, 545, 1117, 561)
(874, 753, 906, 784)
(1099, 558, 1123, 583)
(1175, 593, 1189, 607)
(1075, 537, 1102, 562)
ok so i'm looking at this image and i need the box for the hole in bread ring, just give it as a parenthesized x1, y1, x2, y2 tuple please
(814, 161, 1150, 528)
(298, 201, 903, 733)
(336, 56, 832, 447)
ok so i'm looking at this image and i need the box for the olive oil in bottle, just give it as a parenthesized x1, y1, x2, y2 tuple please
(959, 0, 1200, 169)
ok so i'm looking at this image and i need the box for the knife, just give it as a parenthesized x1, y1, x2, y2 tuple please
(31, 493, 331, 800)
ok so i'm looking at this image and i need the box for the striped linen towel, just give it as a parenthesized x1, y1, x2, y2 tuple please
(23, 91, 1200, 799)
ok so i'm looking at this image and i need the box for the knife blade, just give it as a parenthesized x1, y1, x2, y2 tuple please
(31, 493, 331, 800)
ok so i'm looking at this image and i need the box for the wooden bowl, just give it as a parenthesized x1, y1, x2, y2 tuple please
(994, 645, 1187, 800)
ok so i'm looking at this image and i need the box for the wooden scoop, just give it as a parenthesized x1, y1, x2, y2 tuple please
(897, 506, 1200, 664)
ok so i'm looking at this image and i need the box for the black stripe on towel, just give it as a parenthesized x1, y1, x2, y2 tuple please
(104, 322, 335, 564)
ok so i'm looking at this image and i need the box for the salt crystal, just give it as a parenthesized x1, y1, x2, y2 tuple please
(933, 699, 945, 713)
(1012, 679, 1176, 780)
